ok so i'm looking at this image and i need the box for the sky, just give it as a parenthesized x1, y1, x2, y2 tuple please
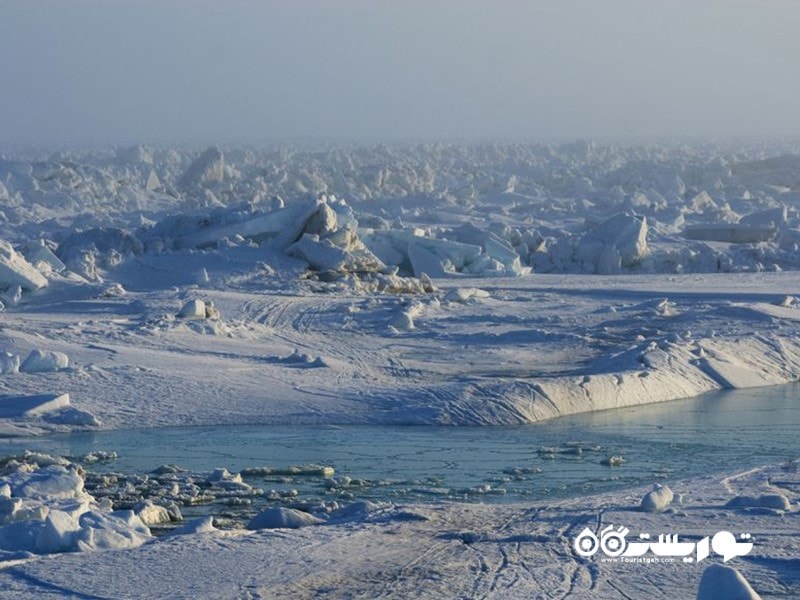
(1, 0, 799, 145)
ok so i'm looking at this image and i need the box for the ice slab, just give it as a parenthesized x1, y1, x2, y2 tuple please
(0, 394, 71, 418)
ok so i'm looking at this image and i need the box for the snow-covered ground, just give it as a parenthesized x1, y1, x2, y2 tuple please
(2, 140, 800, 597)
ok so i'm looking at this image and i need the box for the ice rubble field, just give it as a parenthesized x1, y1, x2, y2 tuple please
(1, 140, 800, 597)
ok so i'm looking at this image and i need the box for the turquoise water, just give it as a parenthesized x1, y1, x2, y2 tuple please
(1, 384, 799, 504)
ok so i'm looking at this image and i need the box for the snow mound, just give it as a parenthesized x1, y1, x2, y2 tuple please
(167, 516, 216, 536)
(247, 507, 323, 530)
(19, 350, 69, 373)
(640, 483, 673, 512)
(444, 287, 490, 303)
(726, 493, 792, 511)
(697, 564, 761, 600)
(0, 240, 48, 291)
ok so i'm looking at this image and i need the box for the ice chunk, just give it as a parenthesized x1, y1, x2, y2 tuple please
(247, 507, 323, 530)
(20, 350, 69, 372)
(576, 213, 648, 273)
(177, 299, 207, 320)
(640, 483, 673, 512)
(133, 501, 172, 526)
(684, 224, 776, 244)
(22, 240, 66, 273)
(739, 206, 787, 228)
(206, 468, 242, 485)
(173, 198, 336, 251)
(408, 241, 449, 278)
(146, 169, 161, 192)
(0, 239, 48, 291)
(7, 465, 88, 501)
(0, 352, 20, 374)
(1, 285, 23, 307)
(167, 516, 216, 536)
(36, 509, 81, 554)
(697, 564, 761, 600)
(178, 146, 224, 190)
(75, 510, 152, 552)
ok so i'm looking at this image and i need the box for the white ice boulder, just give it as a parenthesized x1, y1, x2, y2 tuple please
(697, 564, 761, 600)
(0, 239, 48, 291)
(19, 350, 69, 373)
(133, 500, 172, 526)
(450, 223, 522, 272)
(288, 234, 367, 272)
(167, 516, 216, 536)
(206, 468, 242, 485)
(36, 508, 82, 554)
(576, 213, 648, 273)
(177, 299, 207, 320)
(247, 507, 323, 530)
(640, 483, 673, 512)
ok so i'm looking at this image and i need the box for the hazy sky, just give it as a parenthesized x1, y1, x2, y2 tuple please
(1, 0, 798, 145)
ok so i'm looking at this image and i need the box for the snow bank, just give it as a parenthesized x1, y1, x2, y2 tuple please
(417, 333, 800, 426)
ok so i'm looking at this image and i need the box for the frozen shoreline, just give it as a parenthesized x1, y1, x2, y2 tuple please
(3, 271, 800, 434)
(0, 459, 796, 598)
